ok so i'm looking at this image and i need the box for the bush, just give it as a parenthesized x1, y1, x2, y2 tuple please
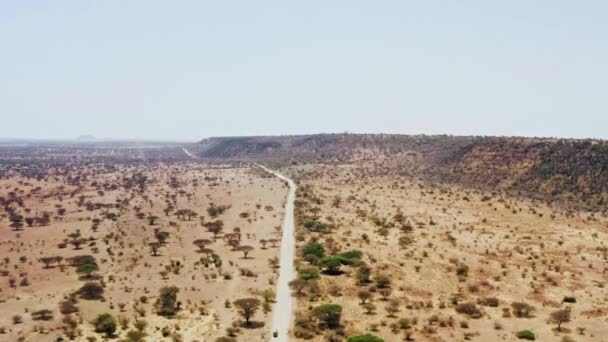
(374, 274, 391, 288)
(478, 297, 499, 307)
(338, 250, 363, 263)
(511, 302, 535, 318)
(60, 297, 79, 314)
(303, 242, 325, 259)
(155, 286, 180, 316)
(215, 337, 236, 342)
(313, 304, 342, 329)
(77, 282, 104, 300)
(356, 266, 371, 284)
(347, 334, 384, 342)
(68, 255, 96, 267)
(516, 330, 535, 340)
(94, 313, 116, 337)
(124, 330, 146, 342)
(31, 309, 53, 321)
(319, 256, 343, 274)
(563, 296, 576, 303)
(298, 267, 320, 280)
(455, 302, 482, 318)
(304, 219, 326, 232)
(456, 264, 469, 279)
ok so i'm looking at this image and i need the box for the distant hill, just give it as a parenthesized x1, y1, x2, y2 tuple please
(191, 134, 608, 212)
(193, 134, 476, 164)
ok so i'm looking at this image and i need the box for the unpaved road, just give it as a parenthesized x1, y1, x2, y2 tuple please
(182, 147, 197, 158)
(260, 165, 296, 342)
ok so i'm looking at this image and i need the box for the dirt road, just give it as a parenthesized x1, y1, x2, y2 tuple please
(260, 165, 296, 342)
(182, 147, 197, 158)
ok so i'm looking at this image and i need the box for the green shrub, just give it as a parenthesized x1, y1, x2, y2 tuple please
(338, 250, 363, 262)
(319, 256, 343, 273)
(124, 330, 146, 342)
(93, 313, 116, 337)
(313, 304, 342, 328)
(516, 330, 535, 340)
(347, 333, 384, 342)
(155, 286, 180, 316)
(298, 267, 319, 280)
(303, 242, 325, 259)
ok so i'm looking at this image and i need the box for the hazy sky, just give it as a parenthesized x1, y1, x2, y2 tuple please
(1, 1, 607, 141)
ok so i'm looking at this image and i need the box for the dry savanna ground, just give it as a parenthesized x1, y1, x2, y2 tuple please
(283, 163, 608, 342)
(2, 145, 607, 342)
(0, 161, 289, 341)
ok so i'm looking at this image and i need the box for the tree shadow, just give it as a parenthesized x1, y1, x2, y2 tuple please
(78, 274, 102, 281)
(321, 269, 344, 276)
(241, 321, 265, 329)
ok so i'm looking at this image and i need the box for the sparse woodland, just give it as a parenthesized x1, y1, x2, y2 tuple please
(1, 137, 607, 342)
(0, 144, 288, 341)
(282, 163, 607, 341)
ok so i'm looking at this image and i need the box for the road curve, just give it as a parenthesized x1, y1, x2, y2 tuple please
(260, 165, 296, 342)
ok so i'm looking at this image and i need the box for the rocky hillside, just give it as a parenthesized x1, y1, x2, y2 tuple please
(193, 134, 476, 164)
(436, 139, 608, 211)
(192, 134, 608, 212)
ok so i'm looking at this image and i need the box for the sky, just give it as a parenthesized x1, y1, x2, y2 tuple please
(1, 1, 607, 141)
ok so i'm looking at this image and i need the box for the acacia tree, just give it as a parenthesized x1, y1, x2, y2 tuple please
(193, 239, 212, 252)
(39, 256, 56, 269)
(385, 299, 400, 317)
(374, 274, 391, 288)
(9, 214, 24, 231)
(78, 282, 104, 300)
(259, 288, 275, 303)
(94, 313, 117, 337)
(208, 223, 223, 240)
(511, 302, 535, 318)
(289, 279, 309, 295)
(233, 227, 241, 241)
(70, 238, 87, 250)
(175, 209, 187, 221)
(357, 290, 372, 304)
(379, 288, 392, 300)
(149, 242, 161, 256)
(313, 304, 342, 329)
(77, 263, 98, 279)
(147, 215, 159, 226)
(31, 309, 53, 321)
(549, 308, 571, 331)
(185, 210, 198, 221)
(154, 229, 170, 245)
(155, 286, 180, 316)
(319, 256, 342, 274)
(228, 239, 240, 251)
(234, 298, 261, 326)
(237, 245, 254, 259)
(268, 257, 279, 272)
